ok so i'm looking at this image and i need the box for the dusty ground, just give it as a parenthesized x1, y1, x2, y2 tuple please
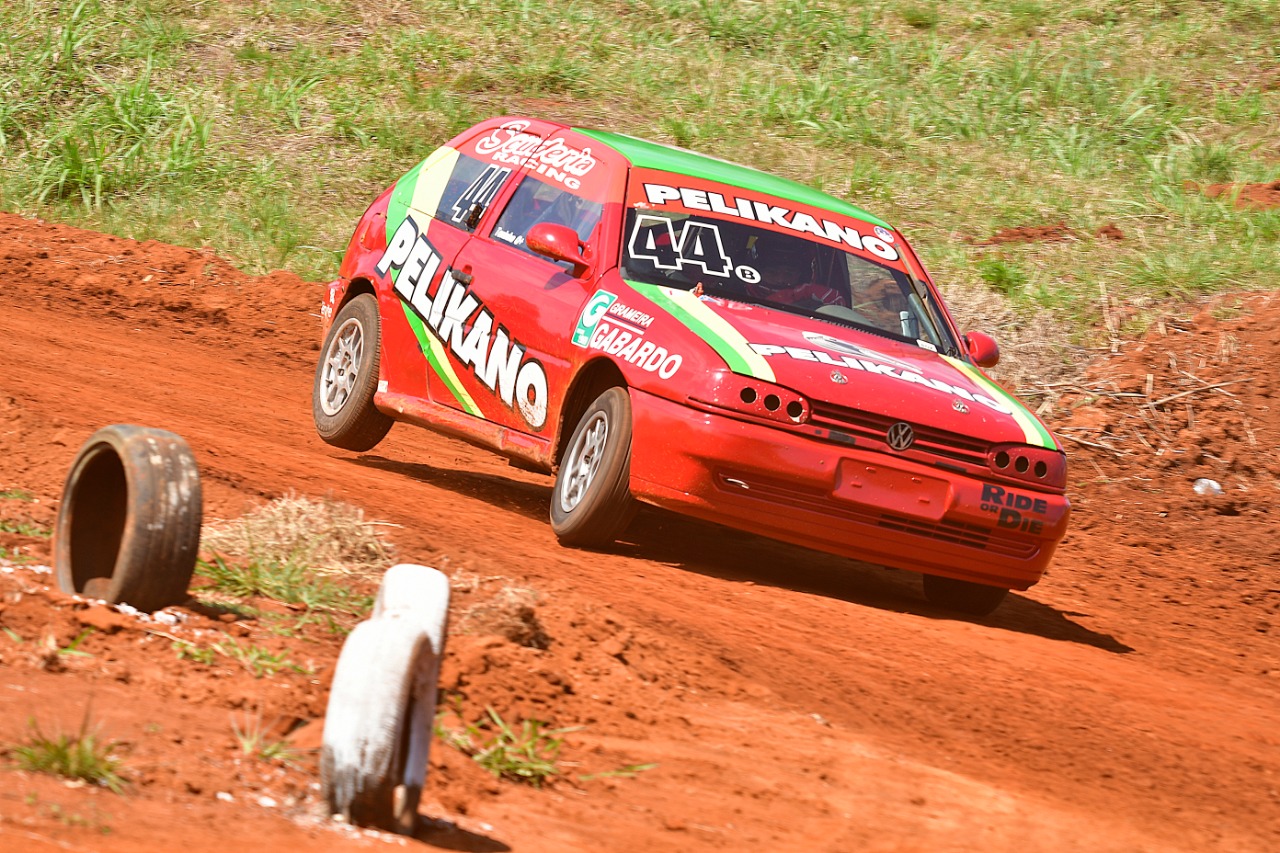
(0, 212, 1276, 852)
(971, 222, 1126, 245)
(1198, 180, 1280, 209)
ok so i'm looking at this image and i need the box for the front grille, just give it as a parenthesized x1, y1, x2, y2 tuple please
(809, 403, 989, 467)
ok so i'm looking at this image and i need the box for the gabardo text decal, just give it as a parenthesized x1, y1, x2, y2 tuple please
(378, 215, 548, 430)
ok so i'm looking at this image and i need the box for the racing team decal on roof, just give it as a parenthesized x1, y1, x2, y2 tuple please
(471, 120, 599, 192)
(378, 213, 548, 430)
(635, 181, 901, 263)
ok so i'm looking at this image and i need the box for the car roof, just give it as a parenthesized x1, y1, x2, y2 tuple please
(573, 127, 891, 230)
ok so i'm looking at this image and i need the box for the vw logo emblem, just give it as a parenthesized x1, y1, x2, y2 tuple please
(886, 421, 915, 451)
(830, 371, 847, 384)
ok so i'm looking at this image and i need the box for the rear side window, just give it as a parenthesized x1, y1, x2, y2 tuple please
(431, 154, 513, 231)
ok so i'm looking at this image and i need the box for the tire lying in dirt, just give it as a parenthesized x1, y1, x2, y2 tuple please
(54, 425, 202, 613)
(550, 386, 638, 547)
(321, 614, 445, 834)
(922, 574, 1009, 617)
(313, 293, 394, 452)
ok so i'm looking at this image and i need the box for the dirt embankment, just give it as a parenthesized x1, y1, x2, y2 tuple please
(0, 213, 1277, 852)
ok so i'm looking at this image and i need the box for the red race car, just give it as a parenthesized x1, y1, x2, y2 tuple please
(313, 117, 1069, 615)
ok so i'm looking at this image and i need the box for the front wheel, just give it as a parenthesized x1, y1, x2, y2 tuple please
(313, 293, 394, 451)
(922, 574, 1009, 617)
(550, 387, 637, 547)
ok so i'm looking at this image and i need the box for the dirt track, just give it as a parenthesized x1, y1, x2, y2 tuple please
(0, 212, 1277, 852)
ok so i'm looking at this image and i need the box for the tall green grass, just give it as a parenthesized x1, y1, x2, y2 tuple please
(0, 0, 1277, 345)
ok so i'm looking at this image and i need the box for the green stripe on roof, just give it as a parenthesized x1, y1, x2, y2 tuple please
(628, 281, 775, 381)
(577, 128, 889, 229)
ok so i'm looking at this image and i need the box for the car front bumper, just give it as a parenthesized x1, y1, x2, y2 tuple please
(627, 390, 1070, 590)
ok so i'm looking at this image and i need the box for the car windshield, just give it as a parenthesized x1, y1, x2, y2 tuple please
(620, 207, 957, 354)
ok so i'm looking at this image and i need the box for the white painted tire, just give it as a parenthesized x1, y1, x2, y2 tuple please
(321, 617, 441, 834)
(372, 564, 451, 653)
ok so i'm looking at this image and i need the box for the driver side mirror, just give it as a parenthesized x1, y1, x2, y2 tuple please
(527, 222, 592, 278)
(964, 331, 1000, 368)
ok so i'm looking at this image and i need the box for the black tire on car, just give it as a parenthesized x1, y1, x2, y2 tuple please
(321, 617, 442, 835)
(54, 425, 202, 613)
(922, 574, 1009, 617)
(313, 293, 394, 452)
(550, 386, 638, 547)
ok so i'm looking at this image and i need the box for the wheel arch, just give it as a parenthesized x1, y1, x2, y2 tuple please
(339, 276, 377, 314)
(554, 357, 628, 468)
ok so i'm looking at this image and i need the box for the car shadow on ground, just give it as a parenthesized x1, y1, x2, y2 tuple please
(350, 455, 1131, 655)
(617, 507, 1135, 655)
(352, 454, 552, 521)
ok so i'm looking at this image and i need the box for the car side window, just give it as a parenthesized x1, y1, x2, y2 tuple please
(431, 154, 515, 232)
(490, 175, 603, 267)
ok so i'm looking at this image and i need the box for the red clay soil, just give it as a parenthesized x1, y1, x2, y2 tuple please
(1198, 180, 1280, 209)
(0, 212, 1277, 852)
(974, 222, 1078, 245)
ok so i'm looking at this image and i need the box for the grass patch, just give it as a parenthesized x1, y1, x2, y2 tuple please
(195, 553, 371, 622)
(0, 546, 33, 564)
(0, 489, 35, 502)
(0, 0, 1277, 377)
(230, 709, 299, 765)
(173, 635, 309, 677)
(438, 707, 574, 788)
(581, 762, 659, 781)
(9, 710, 125, 793)
(0, 519, 51, 539)
(200, 494, 394, 575)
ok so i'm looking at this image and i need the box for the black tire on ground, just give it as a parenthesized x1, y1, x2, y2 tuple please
(313, 293, 394, 451)
(550, 386, 638, 547)
(922, 574, 1010, 617)
(321, 617, 440, 835)
(54, 425, 202, 613)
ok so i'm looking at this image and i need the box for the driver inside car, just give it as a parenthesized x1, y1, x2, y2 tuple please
(745, 234, 848, 310)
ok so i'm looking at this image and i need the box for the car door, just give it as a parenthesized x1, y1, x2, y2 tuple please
(376, 119, 540, 405)
(435, 128, 627, 439)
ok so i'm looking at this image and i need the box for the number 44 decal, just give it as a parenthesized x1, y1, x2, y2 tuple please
(628, 215, 732, 278)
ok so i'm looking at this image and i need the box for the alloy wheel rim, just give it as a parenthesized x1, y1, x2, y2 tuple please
(320, 318, 364, 416)
(559, 411, 609, 513)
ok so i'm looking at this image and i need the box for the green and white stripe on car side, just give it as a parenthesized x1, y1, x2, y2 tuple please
(944, 356, 1059, 450)
(383, 145, 482, 417)
(626, 281, 776, 382)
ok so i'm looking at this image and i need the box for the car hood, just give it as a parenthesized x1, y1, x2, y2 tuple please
(633, 283, 1059, 450)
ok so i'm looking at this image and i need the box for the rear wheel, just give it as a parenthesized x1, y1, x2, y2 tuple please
(313, 293, 393, 451)
(922, 574, 1009, 617)
(550, 387, 637, 547)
